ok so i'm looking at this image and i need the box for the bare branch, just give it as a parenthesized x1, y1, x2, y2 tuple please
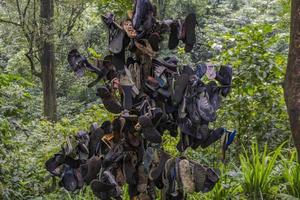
(15, 0, 23, 24)
(23, 0, 31, 19)
(0, 18, 22, 26)
(25, 51, 42, 79)
(63, 5, 85, 37)
(33, 0, 37, 26)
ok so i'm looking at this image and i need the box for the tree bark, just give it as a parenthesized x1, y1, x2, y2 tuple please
(40, 0, 57, 121)
(284, 0, 300, 162)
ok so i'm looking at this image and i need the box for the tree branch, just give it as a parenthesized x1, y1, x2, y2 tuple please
(25, 52, 42, 79)
(63, 5, 85, 37)
(0, 18, 22, 26)
(15, 0, 23, 24)
(23, 0, 31, 19)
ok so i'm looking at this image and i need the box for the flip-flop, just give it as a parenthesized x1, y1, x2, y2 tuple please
(60, 167, 78, 192)
(183, 13, 197, 52)
(206, 64, 217, 80)
(216, 65, 233, 97)
(172, 74, 189, 106)
(96, 86, 123, 114)
(81, 156, 102, 184)
(196, 92, 217, 122)
(45, 154, 65, 176)
(168, 21, 180, 50)
(138, 115, 162, 144)
(148, 32, 160, 52)
(123, 151, 138, 185)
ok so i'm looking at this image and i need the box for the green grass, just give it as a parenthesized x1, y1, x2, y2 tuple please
(239, 142, 285, 199)
(280, 150, 300, 199)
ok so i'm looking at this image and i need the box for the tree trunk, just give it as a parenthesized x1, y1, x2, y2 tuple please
(284, 0, 300, 162)
(40, 0, 57, 121)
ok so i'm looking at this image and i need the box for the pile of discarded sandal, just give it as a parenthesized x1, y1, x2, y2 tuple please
(45, 0, 236, 199)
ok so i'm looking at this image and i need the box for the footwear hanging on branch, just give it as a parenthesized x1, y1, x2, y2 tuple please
(45, 0, 237, 199)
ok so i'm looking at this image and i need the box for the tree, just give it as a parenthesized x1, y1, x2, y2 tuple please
(0, 0, 86, 121)
(40, 0, 57, 121)
(284, 0, 300, 162)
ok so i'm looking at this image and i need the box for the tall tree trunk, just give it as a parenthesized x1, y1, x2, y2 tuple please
(284, 0, 300, 162)
(40, 0, 57, 121)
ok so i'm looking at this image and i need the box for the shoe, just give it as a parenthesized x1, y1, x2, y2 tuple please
(135, 40, 155, 58)
(157, 88, 171, 98)
(145, 76, 160, 91)
(176, 132, 190, 152)
(196, 92, 216, 122)
(91, 170, 121, 197)
(221, 129, 237, 161)
(101, 13, 115, 26)
(178, 118, 195, 137)
(189, 161, 220, 193)
(172, 74, 189, 106)
(96, 86, 123, 114)
(195, 64, 207, 79)
(182, 65, 195, 76)
(143, 146, 154, 174)
(101, 120, 113, 135)
(200, 128, 225, 149)
(206, 81, 222, 111)
(101, 13, 125, 54)
(183, 13, 197, 52)
(67, 49, 86, 77)
(216, 65, 233, 85)
(148, 32, 160, 51)
(64, 156, 81, 169)
(90, 179, 115, 195)
(149, 151, 170, 181)
(152, 58, 178, 71)
(112, 117, 126, 143)
(103, 142, 124, 167)
(168, 21, 180, 50)
(120, 110, 138, 121)
(109, 31, 125, 54)
(128, 184, 139, 199)
(178, 159, 195, 193)
(138, 193, 152, 200)
(112, 50, 127, 72)
(45, 154, 65, 176)
(120, 85, 133, 111)
(197, 124, 209, 140)
(81, 156, 102, 184)
(150, 107, 164, 126)
(89, 126, 104, 157)
(186, 96, 202, 124)
(127, 132, 141, 147)
(76, 131, 90, 154)
(74, 167, 84, 189)
(90, 122, 99, 132)
(60, 167, 78, 192)
(192, 163, 206, 193)
(164, 56, 179, 65)
(133, 0, 154, 30)
(137, 165, 148, 193)
(206, 64, 216, 80)
(137, 115, 162, 144)
(123, 151, 138, 185)
(216, 65, 233, 97)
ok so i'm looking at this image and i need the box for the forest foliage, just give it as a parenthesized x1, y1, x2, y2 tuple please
(0, 0, 299, 199)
